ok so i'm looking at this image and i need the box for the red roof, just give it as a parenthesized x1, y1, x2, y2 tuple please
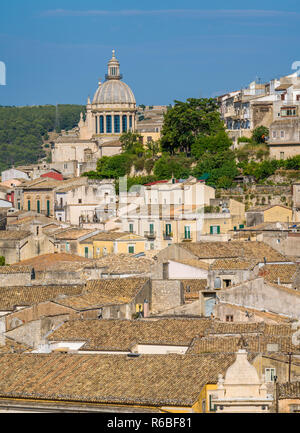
(41, 172, 63, 181)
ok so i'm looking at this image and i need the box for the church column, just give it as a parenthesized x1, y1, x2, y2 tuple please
(104, 113, 107, 134)
(127, 114, 130, 132)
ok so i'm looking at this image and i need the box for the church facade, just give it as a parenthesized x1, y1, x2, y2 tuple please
(52, 50, 137, 172)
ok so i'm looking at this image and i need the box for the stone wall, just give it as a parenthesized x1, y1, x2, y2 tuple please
(5, 315, 69, 348)
(0, 272, 31, 287)
(218, 278, 300, 319)
(151, 280, 184, 314)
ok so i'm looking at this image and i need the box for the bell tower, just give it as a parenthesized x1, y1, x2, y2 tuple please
(105, 49, 122, 80)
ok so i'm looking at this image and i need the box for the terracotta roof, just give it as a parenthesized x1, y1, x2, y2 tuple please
(54, 228, 96, 240)
(0, 339, 31, 354)
(0, 285, 84, 311)
(0, 353, 236, 406)
(178, 241, 287, 262)
(0, 266, 31, 274)
(259, 264, 298, 284)
(171, 259, 210, 270)
(188, 334, 300, 354)
(180, 280, 208, 302)
(11, 253, 91, 271)
(211, 258, 257, 270)
(81, 231, 142, 242)
(0, 230, 31, 240)
(278, 382, 300, 399)
(48, 318, 213, 350)
(92, 254, 154, 275)
(55, 278, 149, 310)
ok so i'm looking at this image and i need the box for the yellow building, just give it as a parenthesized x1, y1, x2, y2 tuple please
(246, 205, 293, 227)
(79, 231, 146, 258)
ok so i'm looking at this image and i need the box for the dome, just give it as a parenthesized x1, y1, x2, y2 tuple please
(93, 80, 136, 105)
(224, 350, 260, 385)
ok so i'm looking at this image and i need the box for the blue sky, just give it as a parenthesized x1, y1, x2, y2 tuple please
(1, 0, 300, 106)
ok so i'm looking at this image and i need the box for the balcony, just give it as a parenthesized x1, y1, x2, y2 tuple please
(181, 234, 193, 242)
(163, 232, 173, 240)
(144, 231, 156, 240)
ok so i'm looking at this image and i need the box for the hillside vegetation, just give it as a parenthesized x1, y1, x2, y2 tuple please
(0, 105, 85, 171)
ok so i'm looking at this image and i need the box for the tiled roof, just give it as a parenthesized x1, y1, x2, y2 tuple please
(171, 259, 210, 270)
(0, 230, 31, 240)
(55, 278, 149, 310)
(259, 264, 298, 284)
(48, 318, 213, 350)
(178, 241, 287, 262)
(0, 266, 31, 274)
(54, 228, 96, 240)
(0, 339, 31, 354)
(11, 253, 91, 271)
(0, 285, 84, 311)
(278, 382, 300, 399)
(188, 334, 300, 354)
(211, 258, 257, 270)
(81, 231, 141, 242)
(93, 254, 154, 275)
(180, 280, 208, 302)
(0, 353, 236, 406)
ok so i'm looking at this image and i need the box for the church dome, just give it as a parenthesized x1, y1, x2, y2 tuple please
(93, 80, 136, 105)
(92, 50, 136, 105)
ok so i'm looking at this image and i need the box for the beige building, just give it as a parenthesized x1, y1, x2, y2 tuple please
(246, 205, 293, 227)
(52, 50, 137, 166)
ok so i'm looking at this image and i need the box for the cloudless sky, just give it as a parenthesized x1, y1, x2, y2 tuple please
(1, 0, 300, 106)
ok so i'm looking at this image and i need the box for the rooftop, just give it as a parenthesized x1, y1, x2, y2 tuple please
(0, 230, 31, 241)
(55, 278, 149, 310)
(0, 352, 236, 407)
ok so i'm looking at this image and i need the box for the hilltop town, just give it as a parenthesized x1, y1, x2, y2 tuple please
(1, 51, 300, 413)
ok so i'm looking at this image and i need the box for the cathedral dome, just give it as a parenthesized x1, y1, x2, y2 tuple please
(92, 50, 136, 106)
(93, 79, 136, 105)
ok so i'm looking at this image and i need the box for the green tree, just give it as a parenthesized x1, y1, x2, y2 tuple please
(160, 98, 224, 155)
(252, 126, 269, 144)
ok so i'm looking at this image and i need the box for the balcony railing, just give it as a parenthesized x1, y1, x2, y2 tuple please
(163, 232, 173, 240)
(181, 234, 193, 242)
(144, 231, 156, 239)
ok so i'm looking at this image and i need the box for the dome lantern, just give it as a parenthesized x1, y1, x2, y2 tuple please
(105, 49, 122, 80)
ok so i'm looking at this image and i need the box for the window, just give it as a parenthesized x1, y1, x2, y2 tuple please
(27, 200, 31, 211)
(100, 116, 104, 133)
(210, 225, 220, 235)
(265, 368, 276, 382)
(281, 107, 297, 117)
(122, 115, 127, 132)
(84, 247, 89, 258)
(103, 247, 107, 256)
(280, 152, 285, 159)
(149, 223, 154, 234)
(128, 245, 135, 254)
(280, 130, 285, 138)
(37, 200, 40, 213)
(78, 199, 82, 204)
(114, 115, 120, 133)
(223, 279, 232, 288)
(46, 200, 50, 216)
(129, 116, 133, 129)
(64, 163, 68, 169)
(36, 227, 39, 236)
(239, 224, 244, 229)
(281, 93, 286, 101)
(17, 201, 20, 210)
(129, 223, 134, 233)
(209, 394, 216, 412)
(165, 223, 172, 236)
(184, 225, 191, 239)
(66, 242, 70, 252)
(106, 115, 112, 133)
(226, 315, 234, 322)
(272, 131, 277, 139)
(150, 242, 154, 250)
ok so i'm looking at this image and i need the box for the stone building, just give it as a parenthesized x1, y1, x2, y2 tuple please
(52, 50, 136, 166)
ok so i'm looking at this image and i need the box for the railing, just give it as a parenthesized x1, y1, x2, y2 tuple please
(181, 234, 193, 242)
(163, 232, 173, 240)
(144, 231, 156, 239)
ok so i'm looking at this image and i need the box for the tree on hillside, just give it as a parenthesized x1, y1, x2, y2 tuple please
(252, 126, 269, 144)
(160, 98, 224, 155)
